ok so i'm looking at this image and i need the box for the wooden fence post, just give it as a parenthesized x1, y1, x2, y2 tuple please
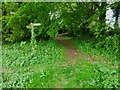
(26, 23, 41, 53)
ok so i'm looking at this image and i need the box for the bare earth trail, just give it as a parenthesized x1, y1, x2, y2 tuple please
(57, 36, 79, 60)
(56, 36, 94, 65)
(55, 35, 118, 68)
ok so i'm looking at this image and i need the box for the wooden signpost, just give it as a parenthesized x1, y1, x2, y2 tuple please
(26, 23, 41, 52)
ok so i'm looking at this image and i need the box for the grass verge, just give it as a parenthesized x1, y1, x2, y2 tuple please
(2, 39, 119, 88)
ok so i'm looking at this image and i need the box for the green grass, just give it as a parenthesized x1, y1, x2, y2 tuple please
(2, 39, 119, 88)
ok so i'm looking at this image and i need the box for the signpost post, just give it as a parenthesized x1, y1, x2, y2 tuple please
(26, 23, 41, 52)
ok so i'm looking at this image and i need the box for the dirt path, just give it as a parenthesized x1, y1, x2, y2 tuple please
(57, 37, 79, 60)
(56, 36, 94, 65)
(56, 36, 118, 68)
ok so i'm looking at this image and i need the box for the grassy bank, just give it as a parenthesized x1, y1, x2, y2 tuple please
(2, 39, 119, 88)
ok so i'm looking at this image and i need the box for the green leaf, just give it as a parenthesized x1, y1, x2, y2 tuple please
(99, 67, 109, 73)
(110, 70, 116, 74)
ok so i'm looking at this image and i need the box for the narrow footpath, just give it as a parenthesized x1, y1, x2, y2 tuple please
(55, 35, 118, 68)
(56, 36, 95, 65)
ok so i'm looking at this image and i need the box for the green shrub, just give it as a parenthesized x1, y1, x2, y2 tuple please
(95, 34, 118, 54)
(92, 65, 119, 88)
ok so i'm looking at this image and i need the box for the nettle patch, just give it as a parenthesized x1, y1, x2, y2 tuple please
(2, 40, 66, 88)
(92, 65, 119, 88)
(2, 40, 65, 67)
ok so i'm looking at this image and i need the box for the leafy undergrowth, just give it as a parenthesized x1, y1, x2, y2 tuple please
(71, 36, 118, 66)
(2, 39, 119, 88)
(70, 37, 119, 88)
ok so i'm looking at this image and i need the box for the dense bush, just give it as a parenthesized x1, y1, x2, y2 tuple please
(2, 2, 120, 53)
(2, 3, 64, 42)
(95, 34, 118, 53)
